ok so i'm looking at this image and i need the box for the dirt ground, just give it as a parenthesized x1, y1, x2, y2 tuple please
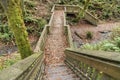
(71, 21, 120, 48)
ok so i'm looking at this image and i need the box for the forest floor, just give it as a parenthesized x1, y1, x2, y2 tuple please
(71, 21, 120, 48)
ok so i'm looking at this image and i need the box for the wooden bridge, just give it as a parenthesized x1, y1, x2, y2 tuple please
(0, 5, 120, 80)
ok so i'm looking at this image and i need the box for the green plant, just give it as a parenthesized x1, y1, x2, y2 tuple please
(0, 54, 21, 71)
(66, 15, 79, 25)
(24, 16, 38, 23)
(101, 43, 116, 51)
(82, 37, 120, 52)
(37, 18, 47, 30)
(111, 27, 120, 39)
(81, 43, 94, 50)
(113, 37, 120, 48)
(36, 18, 47, 37)
(24, 16, 47, 37)
(86, 31, 93, 39)
(0, 24, 14, 43)
(24, 0, 36, 9)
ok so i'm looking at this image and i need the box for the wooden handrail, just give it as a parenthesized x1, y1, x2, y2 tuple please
(68, 49, 120, 63)
(63, 12, 74, 48)
(54, 4, 99, 26)
(51, 5, 55, 12)
(65, 48, 120, 80)
(65, 25, 74, 48)
(48, 11, 54, 34)
(34, 25, 49, 52)
(48, 12, 54, 26)
(0, 52, 44, 80)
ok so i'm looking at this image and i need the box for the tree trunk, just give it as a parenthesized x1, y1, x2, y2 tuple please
(0, 0, 33, 59)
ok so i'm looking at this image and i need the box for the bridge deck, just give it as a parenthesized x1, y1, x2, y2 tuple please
(44, 10, 79, 80)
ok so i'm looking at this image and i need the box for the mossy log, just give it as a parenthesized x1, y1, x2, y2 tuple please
(0, 0, 33, 59)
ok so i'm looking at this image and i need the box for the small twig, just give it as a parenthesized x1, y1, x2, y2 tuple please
(74, 31, 83, 39)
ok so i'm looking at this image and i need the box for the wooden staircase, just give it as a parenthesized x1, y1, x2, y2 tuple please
(43, 10, 79, 80)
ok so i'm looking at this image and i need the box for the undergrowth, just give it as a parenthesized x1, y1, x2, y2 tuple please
(60, 0, 120, 21)
(25, 16, 47, 37)
(0, 24, 14, 43)
(0, 0, 47, 43)
(81, 27, 120, 52)
(86, 31, 93, 39)
(0, 53, 21, 71)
